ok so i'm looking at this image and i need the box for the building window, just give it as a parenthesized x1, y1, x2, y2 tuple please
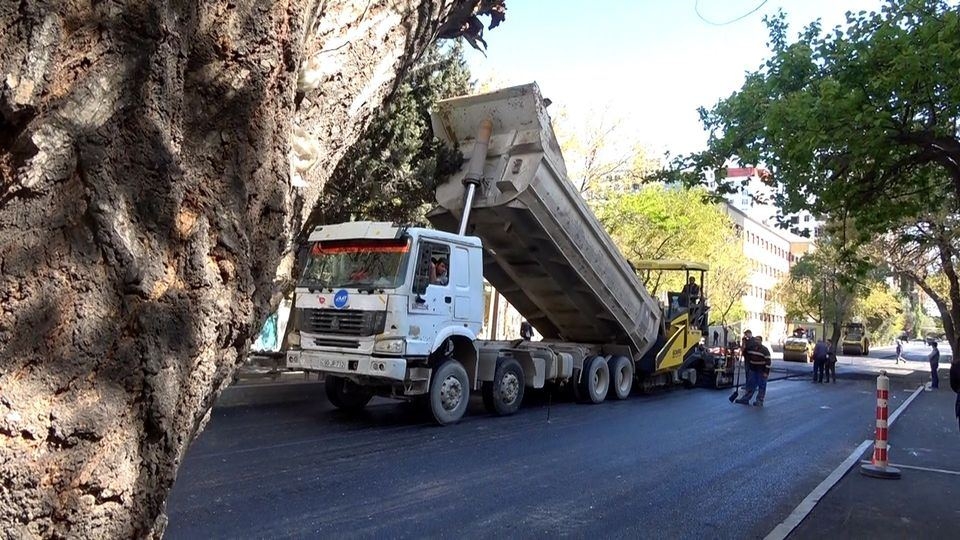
(804, 215, 811, 222)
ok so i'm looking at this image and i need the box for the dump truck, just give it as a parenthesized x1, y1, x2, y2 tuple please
(841, 323, 870, 355)
(782, 327, 815, 362)
(284, 83, 733, 425)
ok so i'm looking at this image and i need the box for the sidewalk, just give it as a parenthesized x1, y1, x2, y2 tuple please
(789, 379, 959, 539)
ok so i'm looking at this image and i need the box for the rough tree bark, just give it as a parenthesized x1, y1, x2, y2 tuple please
(0, 1, 503, 537)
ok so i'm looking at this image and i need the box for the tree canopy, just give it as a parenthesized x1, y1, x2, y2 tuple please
(672, 0, 960, 352)
(309, 43, 473, 227)
(592, 184, 748, 326)
(676, 0, 960, 232)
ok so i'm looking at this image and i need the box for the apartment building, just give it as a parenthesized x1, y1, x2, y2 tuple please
(724, 204, 811, 345)
(705, 164, 824, 240)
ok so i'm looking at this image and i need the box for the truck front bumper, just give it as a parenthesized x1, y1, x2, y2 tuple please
(286, 349, 407, 382)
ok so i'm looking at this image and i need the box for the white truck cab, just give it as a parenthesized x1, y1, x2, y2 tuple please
(285, 221, 485, 422)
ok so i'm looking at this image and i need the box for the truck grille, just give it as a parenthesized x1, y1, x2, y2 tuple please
(301, 309, 385, 337)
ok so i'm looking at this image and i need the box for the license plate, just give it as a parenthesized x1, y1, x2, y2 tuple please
(315, 357, 347, 370)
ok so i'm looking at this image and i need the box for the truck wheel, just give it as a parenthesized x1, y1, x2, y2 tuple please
(482, 357, 525, 416)
(325, 375, 373, 411)
(429, 359, 470, 425)
(606, 356, 633, 400)
(579, 356, 609, 404)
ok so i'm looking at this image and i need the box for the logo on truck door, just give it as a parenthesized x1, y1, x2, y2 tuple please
(334, 289, 349, 309)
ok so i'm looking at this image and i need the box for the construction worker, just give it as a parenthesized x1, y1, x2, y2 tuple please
(929, 341, 940, 389)
(736, 334, 772, 407)
(895, 337, 904, 364)
(812, 339, 829, 383)
(824, 340, 838, 383)
(680, 276, 700, 307)
(520, 320, 533, 341)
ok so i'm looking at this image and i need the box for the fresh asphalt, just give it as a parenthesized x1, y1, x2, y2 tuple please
(164, 359, 915, 539)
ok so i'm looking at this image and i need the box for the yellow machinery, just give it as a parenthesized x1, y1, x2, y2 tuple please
(841, 323, 870, 355)
(633, 260, 733, 389)
(782, 327, 815, 362)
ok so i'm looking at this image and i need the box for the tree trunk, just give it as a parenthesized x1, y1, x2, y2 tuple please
(0, 1, 492, 536)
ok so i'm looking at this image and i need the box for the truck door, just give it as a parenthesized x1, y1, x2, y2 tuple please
(450, 245, 473, 322)
(407, 241, 454, 356)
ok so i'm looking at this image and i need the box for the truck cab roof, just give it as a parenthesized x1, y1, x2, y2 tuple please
(308, 221, 481, 248)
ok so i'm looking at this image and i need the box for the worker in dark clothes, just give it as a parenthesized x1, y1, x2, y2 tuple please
(735, 335, 772, 407)
(824, 340, 837, 383)
(929, 341, 940, 389)
(812, 339, 829, 383)
(680, 276, 700, 307)
(520, 320, 533, 341)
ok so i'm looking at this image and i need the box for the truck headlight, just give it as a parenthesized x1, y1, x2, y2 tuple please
(374, 338, 405, 355)
(287, 332, 301, 347)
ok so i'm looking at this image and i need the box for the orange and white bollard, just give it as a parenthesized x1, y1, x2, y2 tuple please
(860, 371, 901, 479)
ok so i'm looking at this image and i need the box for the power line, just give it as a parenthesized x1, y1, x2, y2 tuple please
(695, 0, 770, 26)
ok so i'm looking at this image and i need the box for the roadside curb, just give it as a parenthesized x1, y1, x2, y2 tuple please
(765, 384, 926, 540)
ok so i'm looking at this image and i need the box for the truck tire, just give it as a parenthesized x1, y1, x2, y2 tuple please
(482, 357, 525, 416)
(579, 355, 609, 404)
(325, 375, 373, 411)
(429, 359, 470, 425)
(606, 356, 633, 400)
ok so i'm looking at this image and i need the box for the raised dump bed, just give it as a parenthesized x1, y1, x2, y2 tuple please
(426, 83, 660, 355)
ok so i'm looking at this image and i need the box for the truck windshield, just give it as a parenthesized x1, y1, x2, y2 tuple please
(299, 238, 410, 290)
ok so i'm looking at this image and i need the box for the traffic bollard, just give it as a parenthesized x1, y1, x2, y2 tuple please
(860, 370, 901, 479)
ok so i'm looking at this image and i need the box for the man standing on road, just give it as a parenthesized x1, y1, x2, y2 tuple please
(736, 335, 772, 407)
(812, 339, 829, 383)
(895, 337, 904, 364)
(929, 341, 940, 389)
(825, 340, 838, 383)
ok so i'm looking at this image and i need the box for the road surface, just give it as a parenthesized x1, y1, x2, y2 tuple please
(165, 368, 913, 539)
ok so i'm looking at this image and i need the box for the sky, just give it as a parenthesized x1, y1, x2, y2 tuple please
(464, 0, 887, 161)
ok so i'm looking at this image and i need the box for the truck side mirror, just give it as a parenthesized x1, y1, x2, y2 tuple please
(412, 246, 432, 298)
(413, 274, 428, 296)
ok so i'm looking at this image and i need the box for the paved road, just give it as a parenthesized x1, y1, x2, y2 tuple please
(165, 372, 911, 539)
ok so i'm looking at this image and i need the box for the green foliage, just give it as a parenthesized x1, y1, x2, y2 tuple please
(317, 43, 472, 226)
(853, 280, 904, 345)
(593, 184, 748, 324)
(672, 0, 960, 234)
(773, 221, 868, 341)
(864, 205, 959, 347)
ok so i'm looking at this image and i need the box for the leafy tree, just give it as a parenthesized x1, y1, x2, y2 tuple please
(554, 109, 655, 198)
(310, 43, 473, 227)
(671, 0, 960, 354)
(865, 204, 959, 347)
(773, 222, 865, 344)
(0, 1, 505, 536)
(853, 280, 905, 345)
(593, 185, 748, 327)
